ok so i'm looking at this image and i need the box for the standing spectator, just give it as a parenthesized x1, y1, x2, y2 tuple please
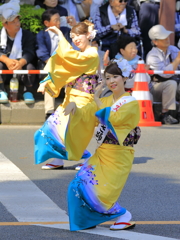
(159, 0, 176, 45)
(94, 0, 141, 59)
(127, 0, 140, 18)
(59, 0, 83, 22)
(36, 9, 72, 119)
(139, 0, 160, 59)
(0, 0, 37, 104)
(90, 0, 105, 22)
(146, 25, 180, 124)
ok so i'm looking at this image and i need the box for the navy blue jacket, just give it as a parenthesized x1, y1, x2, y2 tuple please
(36, 26, 71, 63)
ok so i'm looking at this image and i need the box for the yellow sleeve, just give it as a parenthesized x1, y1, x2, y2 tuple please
(65, 101, 98, 160)
(57, 37, 99, 70)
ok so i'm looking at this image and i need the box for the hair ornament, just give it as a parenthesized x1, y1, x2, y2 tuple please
(88, 25, 97, 40)
(113, 58, 132, 77)
(70, 32, 73, 38)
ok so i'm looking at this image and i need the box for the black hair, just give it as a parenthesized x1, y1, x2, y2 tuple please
(117, 35, 137, 52)
(41, 9, 60, 24)
(104, 62, 123, 77)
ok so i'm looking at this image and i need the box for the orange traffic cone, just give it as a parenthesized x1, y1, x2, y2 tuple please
(132, 60, 162, 127)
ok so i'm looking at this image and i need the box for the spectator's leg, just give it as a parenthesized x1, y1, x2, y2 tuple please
(21, 63, 36, 93)
(20, 63, 36, 104)
(37, 60, 55, 119)
(162, 80, 177, 111)
(0, 62, 10, 103)
(0, 62, 6, 92)
(150, 80, 178, 124)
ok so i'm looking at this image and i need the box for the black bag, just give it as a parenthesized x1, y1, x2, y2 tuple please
(151, 54, 180, 83)
(97, 31, 130, 59)
(96, 32, 119, 59)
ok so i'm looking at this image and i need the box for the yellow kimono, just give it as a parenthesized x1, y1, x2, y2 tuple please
(67, 93, 140, 231)
(34, 36, 99, 164)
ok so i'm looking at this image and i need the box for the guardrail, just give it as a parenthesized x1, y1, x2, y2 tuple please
(0, 70, 48, 74)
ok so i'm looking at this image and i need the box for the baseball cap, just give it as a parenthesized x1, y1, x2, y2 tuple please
(148, 25, 173, 40)
(0, 0, 20, 23)
(1, 14, 21, 23)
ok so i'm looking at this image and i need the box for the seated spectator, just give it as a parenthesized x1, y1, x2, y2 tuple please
(36, 9, 72, 120)
(34, 0, 76, 29)
(115, 35, 147, 90)
(34, 0, 68, 17)
(138, 0, 160, 59)
(102, 34, 150, 97)
(0, 1, 37, 104)
(146, 25, 180, 125)
(94, 0, 141, 59)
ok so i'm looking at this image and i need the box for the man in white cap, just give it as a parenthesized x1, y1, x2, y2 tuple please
(146, 24, 180, 124)
(0, 0, 37, 104)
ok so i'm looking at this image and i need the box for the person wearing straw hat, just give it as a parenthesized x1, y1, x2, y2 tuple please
(146, 24, 180, 124)
(0, 0, 37, 104)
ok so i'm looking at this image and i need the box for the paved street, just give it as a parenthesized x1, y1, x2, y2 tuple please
(0, 125, 180, 240)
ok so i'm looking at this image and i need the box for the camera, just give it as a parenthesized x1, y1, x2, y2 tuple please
(0, 45, 7, 54)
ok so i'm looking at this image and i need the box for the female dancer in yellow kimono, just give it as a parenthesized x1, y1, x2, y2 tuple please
(34, 20, 99, 168)
(64, 59, 141, 231)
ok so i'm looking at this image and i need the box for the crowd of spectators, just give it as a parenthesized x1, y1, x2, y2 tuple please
(0, 0, 180, 124)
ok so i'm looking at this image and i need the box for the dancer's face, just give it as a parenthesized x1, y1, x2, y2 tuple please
(105, 72, 125, 94)
(71, 32, 90, 51)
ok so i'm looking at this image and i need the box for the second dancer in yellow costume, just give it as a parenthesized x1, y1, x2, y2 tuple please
(64, 59, 141, 231)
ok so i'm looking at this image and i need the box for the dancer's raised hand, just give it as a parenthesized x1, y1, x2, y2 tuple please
(45, 26, 63, 39)
(103, 50, 110, 67)
(94, 82, 104, 107)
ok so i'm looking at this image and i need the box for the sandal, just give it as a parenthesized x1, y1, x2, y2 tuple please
(110, 221, 136, 230)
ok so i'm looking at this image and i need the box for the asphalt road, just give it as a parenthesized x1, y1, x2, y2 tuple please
(0, 125, 180, 240)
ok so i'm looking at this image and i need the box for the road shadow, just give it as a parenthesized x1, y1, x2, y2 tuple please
(133, 156, 154, 164)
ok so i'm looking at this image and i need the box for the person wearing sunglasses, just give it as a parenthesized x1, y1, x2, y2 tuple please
(94, 0, 141, 59)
